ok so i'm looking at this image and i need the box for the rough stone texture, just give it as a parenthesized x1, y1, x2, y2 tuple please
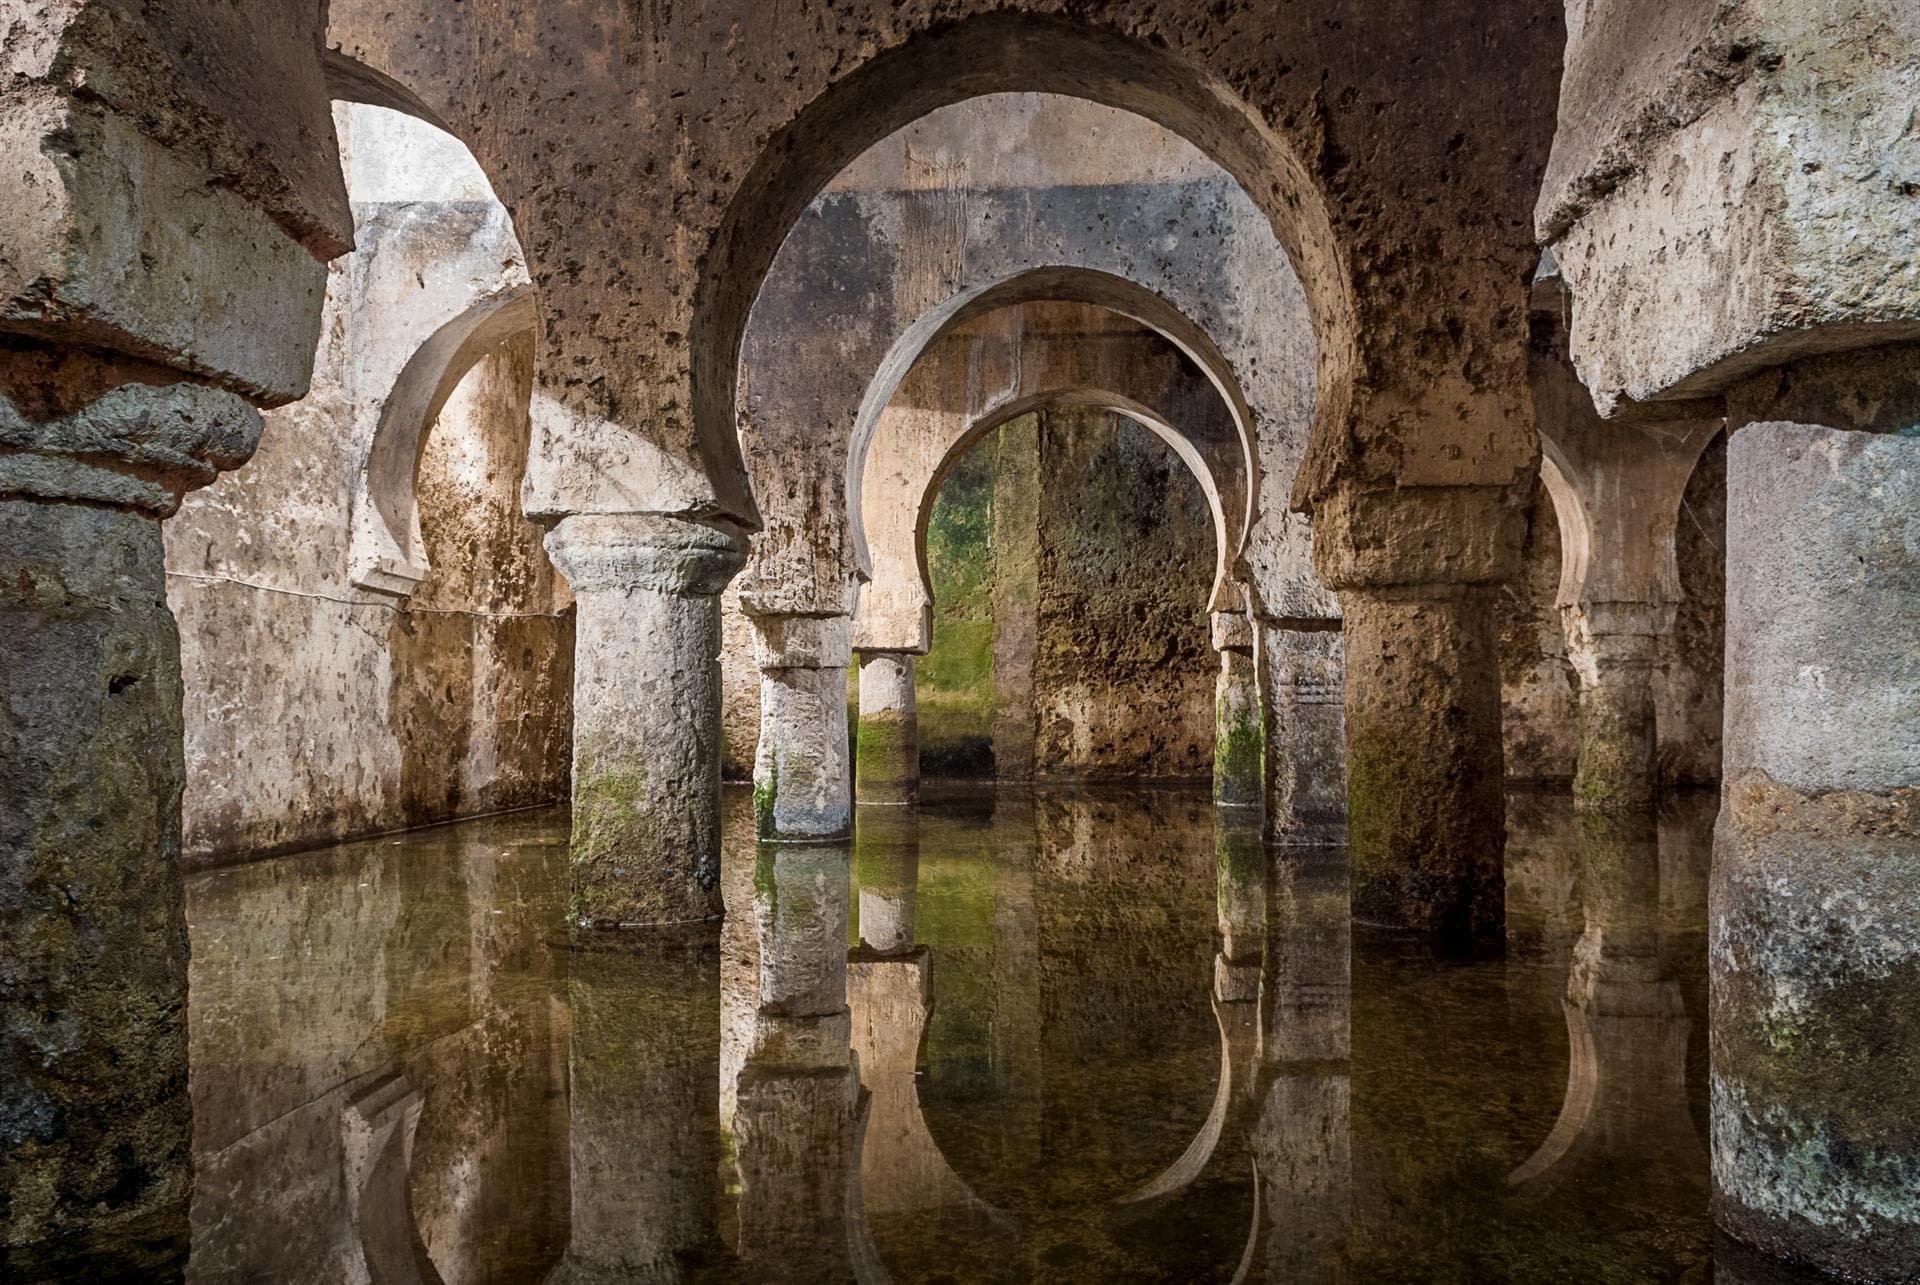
(1033, 408, 1216, 782)
(1213, 643, 1263, 808)
(855, 653, 919, 806)
(750, 613, 854, 842)
(160, 104, 568, 863)
(170, 335, 572, 865)
(1498, 487, 1581, 782)
(546, 514, 747, 927)
(856, 299, 1254, 653)
(1711, 421, 1920, 1279)
(0, 501, 191, 1263)
(1, 4, 350, 403)
(1541, 0, 1920, 413)
(1342, 587, 1506, 952)
(330, 4, 1557, 540)
(1260, 623, 1348, 846)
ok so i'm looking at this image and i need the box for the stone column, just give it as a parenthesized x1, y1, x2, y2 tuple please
(1711, 421, 1920, 1280)
(1211, 611, 1263, 808)
(1562, 602, 1667, 810)
(2, 373, 269, 1266)
(1313, 485, 1520, 952)
(544, 513, 747, 926)
(854, 651, 919, 806)
(748, 612, 854, 842)
(1258, 620, 1348, 845)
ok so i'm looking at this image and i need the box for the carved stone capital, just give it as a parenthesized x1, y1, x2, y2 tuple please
(545, 513, 748, 597)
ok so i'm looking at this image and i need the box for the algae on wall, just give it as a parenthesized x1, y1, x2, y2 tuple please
(915, 409, 1215, 779)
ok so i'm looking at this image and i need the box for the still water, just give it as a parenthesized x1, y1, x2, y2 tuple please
(92, 785, 1832, 1280)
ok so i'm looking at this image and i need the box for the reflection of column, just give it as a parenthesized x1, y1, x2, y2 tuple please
(1510, 810, 1698, 1188)
(2, 376, 273, 1258)
(1258, 620, 1347, 844)
(749, 612, 854, 841)
(1712, 421, 1920, 1278)
(1212, 612, 1263, 808)
(552, 926, 725, 1282)
(1251, 849, 1353, 1282)
(854, 808, 921, 956)
(734, 846, 871, 1280)
(856, 651, 920, 805)
(546, 513, 747, 925)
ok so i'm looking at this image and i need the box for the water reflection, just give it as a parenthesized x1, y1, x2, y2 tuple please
(88, 785, 1831, 1282)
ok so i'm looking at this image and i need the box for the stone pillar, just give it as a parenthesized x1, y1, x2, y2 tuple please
(1562, 602, 1667, 811)
(1313, 482, 1520, 952)
(1211, 611, 1263, 808)
(855, 651, 919, 806)
(1, 375, 270, 1266)
(1258, 620, 1348, 845)
(748, 613, 854, 842)
(544, 513, 747, 926)
(551, 926, 725, 1282)
(1711, 422, 1920, 1280)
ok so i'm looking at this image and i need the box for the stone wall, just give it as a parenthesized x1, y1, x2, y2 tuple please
(167, 335, 573, 865)
(909, 410, 1214, 780)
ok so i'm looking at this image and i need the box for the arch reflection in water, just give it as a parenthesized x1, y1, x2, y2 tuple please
(159, 785, 1817, 1282)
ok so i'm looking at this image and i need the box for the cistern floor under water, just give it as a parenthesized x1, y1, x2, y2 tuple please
(123, 785, 1831, 1281)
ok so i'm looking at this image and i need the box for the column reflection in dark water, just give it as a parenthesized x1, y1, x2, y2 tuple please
(551, 923, 726, 1283)
(1507, 809, 1703, 1191)
(1248, 842, 1353, 1283)
(730, 842, 877, 1282)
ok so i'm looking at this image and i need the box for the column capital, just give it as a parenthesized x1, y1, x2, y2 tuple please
(1310, 482, 1527, 593)
(545, 512, 748, 597)
(747, 610, 852, 671)
(1210, 609, 1256, 654)
(0, 353, 263, 515)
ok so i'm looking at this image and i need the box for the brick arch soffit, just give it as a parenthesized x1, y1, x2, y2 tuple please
(700, 11, 1354, 533)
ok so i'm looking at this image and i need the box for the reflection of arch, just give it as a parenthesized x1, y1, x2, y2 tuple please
(348, 286, 537, 595)
(696, 14, 1353, 524)
(1119, 991, 1263, 1206)
(848, 269, 1258, 585)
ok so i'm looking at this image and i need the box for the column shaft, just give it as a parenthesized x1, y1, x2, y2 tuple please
(1214, 646, 1263, 808)
(1341, 586, 1506, 949)
(855, 652, 919, 805)
(752, 615, 853, 841)
(1, 500, 192, 1261)
(1260, 622, 1348, 845)
(1565, 614, 1661, 811)
(547, 514, 746, 926)
(1711, 422, 1920, 1279)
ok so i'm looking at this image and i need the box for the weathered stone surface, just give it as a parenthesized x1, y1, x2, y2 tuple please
(547, 513, 747, 926)
(1, 500, 190, 1260)
(1213, 645, 1263, 808)
(1259, 623, 1348, 846)
(1341, 587, 1506, 951)
(751, 614, 854, 842)
(1711, 421, 1920, 1278)
(855, 653, 919, 806)
(2, 5, 349, 402)
(1541, 0, 1920, 412)
(332, 3, 1556, 539)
